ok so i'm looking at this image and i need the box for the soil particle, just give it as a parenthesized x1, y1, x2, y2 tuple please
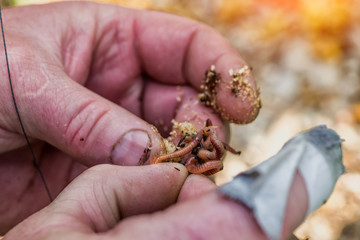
(199, 64, 261, 123)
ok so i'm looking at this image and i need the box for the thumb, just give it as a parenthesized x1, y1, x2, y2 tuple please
(3, 163, 188, 239)
(7, 69, 163, 166)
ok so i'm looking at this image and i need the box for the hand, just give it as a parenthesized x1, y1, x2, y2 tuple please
(0, 1, 260, 233)
(4, 163, 307, 240)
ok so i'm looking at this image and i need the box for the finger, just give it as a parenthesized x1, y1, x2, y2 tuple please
(133, 10, 261, 124)
(84, 4, 260, 124)
(61, 163, 188, 222)
(106, 171, 308, 240)
(177, 174, 217, 202)
(143, 81, 226, 140)
(4, 163, 188, 239)
(6, 69, 164, 166)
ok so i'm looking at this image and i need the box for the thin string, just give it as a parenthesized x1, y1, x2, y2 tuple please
(0, 7, 53, 202)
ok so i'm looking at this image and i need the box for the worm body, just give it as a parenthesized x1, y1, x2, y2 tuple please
(150, 119, 241, 176)
(185, 157, 223, 176)
(150, 131, 203, 164)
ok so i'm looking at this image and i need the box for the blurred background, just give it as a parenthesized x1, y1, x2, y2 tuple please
(1, 0, 360, 239)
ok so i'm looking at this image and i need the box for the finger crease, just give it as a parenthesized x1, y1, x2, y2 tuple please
(66, 99, 96, 144)
(83, 108, 110, 144)
(182, 27, 199, 84)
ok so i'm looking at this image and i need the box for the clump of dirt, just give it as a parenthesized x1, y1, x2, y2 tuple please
(167, 120, 197, 142)
(228, 66, 262, 121)
(198, 65, 261, 123)
(160, 120, 198, 162)
(229, 66, 252, 97)
(198, 65, 220, 111)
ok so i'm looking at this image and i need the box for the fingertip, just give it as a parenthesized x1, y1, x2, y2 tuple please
(204, 57, 261, 124)
(56, 163, 189, 227)
(177, 174, 217, 202)
(155, 162, 189, 180)
(181, 25, 261, 124)
(114, 163, 188, 217)
(136, 11, 261, 125)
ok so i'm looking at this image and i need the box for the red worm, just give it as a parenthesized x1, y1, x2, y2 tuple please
(150, 130, 204, 164)
(197, 148, 217, 161)
(185, 157, 223, 176)
(223, 142, 241, 155)
(209, 131, 225, 159)
(150, 118, 240, 176)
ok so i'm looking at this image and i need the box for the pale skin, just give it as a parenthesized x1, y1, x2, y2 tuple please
(0, 2, 307, 239)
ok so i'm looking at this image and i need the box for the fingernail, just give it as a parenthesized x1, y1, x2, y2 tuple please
(111, 130, 150, 166)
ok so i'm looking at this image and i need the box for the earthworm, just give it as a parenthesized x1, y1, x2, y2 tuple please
(150, 130, 204, 164)
(185, 157, 223, 176)
(150, 118, 241, 176)
(223, 142, 241, 155)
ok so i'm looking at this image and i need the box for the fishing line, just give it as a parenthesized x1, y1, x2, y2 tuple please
(0, 7, 53, 202)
